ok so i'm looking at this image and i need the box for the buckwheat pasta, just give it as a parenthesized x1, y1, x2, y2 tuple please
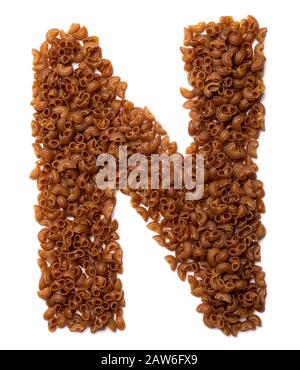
(31, 17, 266, 336)
(31, 26, 129, 333)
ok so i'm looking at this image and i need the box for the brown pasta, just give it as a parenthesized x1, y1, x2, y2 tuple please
(31, 16, 267, 336)
(176, 15, 266, 336)
(31, 25, 127, 333)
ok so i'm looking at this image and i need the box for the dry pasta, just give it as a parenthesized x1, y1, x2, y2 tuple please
(31, 16, 267, 336)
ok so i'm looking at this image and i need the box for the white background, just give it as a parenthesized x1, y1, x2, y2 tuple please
(0, 0, 299, 350)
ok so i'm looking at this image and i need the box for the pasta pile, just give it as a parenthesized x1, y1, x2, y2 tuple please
(179, 16, 267, 334)
(31, 16, 267, 335)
